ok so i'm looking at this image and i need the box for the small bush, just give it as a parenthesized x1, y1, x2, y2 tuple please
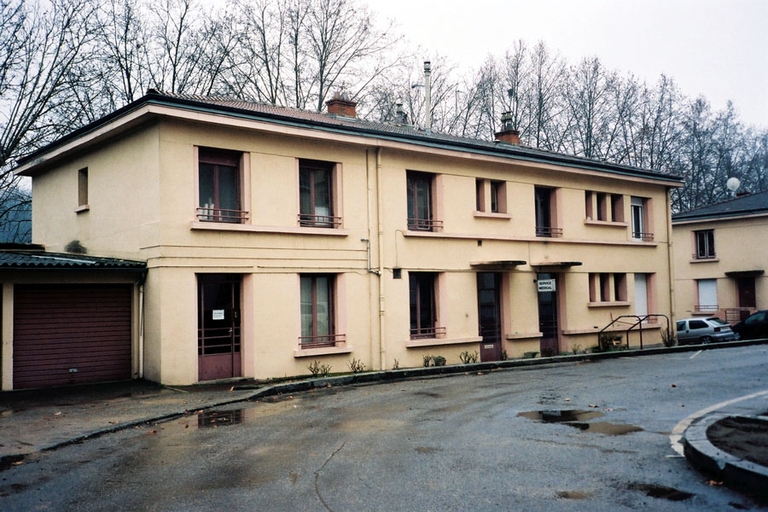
(599, 333, 623, 352)
(661, 329, 677, 347)
(459, 351, 479, 364)
(423, 355, 447, 367)
(392, 358, 400, 370)
(308, 360, 332, 378)
(348, 358, 366, 373)
(571, 344, 582, 355)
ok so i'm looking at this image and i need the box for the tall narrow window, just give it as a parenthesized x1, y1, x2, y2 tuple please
(490, 181, 505, 213)
(409, 272, 444, 339)
(299, 160, 339, 228)
(300, 274, 341, 348)
(695, 229, 716, 259)
(77, 168, 88, 209)
(696, 279, 718, 312)
(631, 196, 652, 241)
(535, 187, 561, 237)
(198, 148, 246, 223)
(407, 171, 440, 231)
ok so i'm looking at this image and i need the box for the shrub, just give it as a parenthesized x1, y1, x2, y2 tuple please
(348, 358, 366, 373)
(459, 351, 479, 364)
(308, 360, 332, 378)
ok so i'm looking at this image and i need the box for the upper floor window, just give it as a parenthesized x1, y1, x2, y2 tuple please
(476, 179, 507, 214)
(407, 171, 442, 231)
(695, 229, 715, 259)
(631, 196, 653, 241)
(409, 272, 445, 339)
(299, 159, 340, 228)
(535, 186, 561, 237)
(300, 274, 344, 348)
(77, 167, 89, 210)
(585, 191, 624, 222)
(197, 148, 248, 223)
(589, 273, 627, 303)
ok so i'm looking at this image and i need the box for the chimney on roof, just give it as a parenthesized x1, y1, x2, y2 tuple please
(495, 111, 520, 145)
(326, 91, 357, 118)
(395, 100, 409, 125)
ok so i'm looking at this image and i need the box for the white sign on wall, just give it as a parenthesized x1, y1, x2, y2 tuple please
(537, 279, 556, 293)
(212, 309, 225, 320)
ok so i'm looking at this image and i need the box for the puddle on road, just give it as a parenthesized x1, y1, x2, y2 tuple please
(627, 483, 694, 502)
(517, 409, 643, 436)
(197, 409, 244, 428)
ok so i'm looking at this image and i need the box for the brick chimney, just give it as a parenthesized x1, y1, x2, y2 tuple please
(495, 111, 520, 145)
(325, 92, 357, 118)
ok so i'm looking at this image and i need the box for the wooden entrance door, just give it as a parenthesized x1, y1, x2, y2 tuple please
(477, 272, 502, 362)
(198, 275, 241, 381)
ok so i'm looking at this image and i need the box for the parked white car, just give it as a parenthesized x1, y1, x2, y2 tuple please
(676, 317, 738, 345)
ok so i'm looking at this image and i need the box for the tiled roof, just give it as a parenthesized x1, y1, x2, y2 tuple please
(16, 90, 684, 185)
(148, 91, 682, 183)
(672, 190, 768, 223)
(0, 250, 146, 270)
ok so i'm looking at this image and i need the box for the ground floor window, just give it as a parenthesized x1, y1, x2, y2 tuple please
(409, 272, 445, 339)
(300, 274, 343, 348)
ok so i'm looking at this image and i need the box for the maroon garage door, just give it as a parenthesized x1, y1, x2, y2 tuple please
(13, 284, 132, 389)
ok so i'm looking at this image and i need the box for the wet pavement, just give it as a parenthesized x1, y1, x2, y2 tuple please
(1, 341, 768, 504)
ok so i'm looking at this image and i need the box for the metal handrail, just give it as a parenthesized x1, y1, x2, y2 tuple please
(598, 314, 671, 350)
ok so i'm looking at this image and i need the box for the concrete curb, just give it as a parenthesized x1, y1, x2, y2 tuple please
(683, 413, 768, 500)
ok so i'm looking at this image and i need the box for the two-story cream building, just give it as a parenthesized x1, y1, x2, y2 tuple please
(7, 90, 682, 388)
(672, 190, 768, 323)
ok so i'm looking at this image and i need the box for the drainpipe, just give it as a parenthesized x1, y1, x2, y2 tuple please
(376, 147, 387, 369)
(666, 188, 676, 334)
(137, 269, 147, 379)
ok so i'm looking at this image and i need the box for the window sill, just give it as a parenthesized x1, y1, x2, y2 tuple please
(191, 222, 350, 236)
(505, 332, 543, 340)
(293, 345, 353, 358)
(690, 257, 719, 263)
(406, 336, 482, 348)
(584, 219, 627, 228)
(474, 211, 512, 220)
(588, 301, 631, 308)
(75, 205, 90, 214)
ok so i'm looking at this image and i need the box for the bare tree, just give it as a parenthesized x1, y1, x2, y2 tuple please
(0, 0, 95, 241)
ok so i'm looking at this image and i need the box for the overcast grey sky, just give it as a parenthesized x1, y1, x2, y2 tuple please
(367, 0, 767, 128)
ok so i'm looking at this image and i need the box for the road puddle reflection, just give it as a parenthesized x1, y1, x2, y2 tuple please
(517, 409, 642, 435)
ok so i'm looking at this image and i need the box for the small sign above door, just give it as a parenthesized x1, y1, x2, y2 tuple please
(537, 279, 556, 292)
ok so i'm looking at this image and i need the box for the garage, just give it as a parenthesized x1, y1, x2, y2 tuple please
(0, 248, 146, 390)
(13, 284, 133, 389)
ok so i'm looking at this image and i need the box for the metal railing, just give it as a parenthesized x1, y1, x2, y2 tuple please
(298, 213, 342, 228)
(632, 232, 655, 242)
(407, 218, 444, 232)
(299, 333, 346, 349)
(598, 314, 671, 350)
(535, 226, 563, 238)
(410, 326, 447, 340)
(196, 207, 249, 223)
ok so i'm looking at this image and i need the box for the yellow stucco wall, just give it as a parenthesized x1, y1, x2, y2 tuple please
(24, 110, 677, 385)
(673, 214, 768, 321)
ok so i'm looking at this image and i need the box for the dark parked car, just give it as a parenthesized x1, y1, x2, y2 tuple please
(676, 317, 738, 345)
(732, 310, 768, 340)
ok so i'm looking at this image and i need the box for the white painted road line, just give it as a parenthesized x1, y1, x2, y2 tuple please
(670, 389, 768, 456)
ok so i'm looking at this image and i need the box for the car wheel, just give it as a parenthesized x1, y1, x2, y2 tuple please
(700, 336, 713, 344)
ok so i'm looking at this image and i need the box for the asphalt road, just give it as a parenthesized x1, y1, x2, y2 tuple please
(2, 345, 768, 511)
